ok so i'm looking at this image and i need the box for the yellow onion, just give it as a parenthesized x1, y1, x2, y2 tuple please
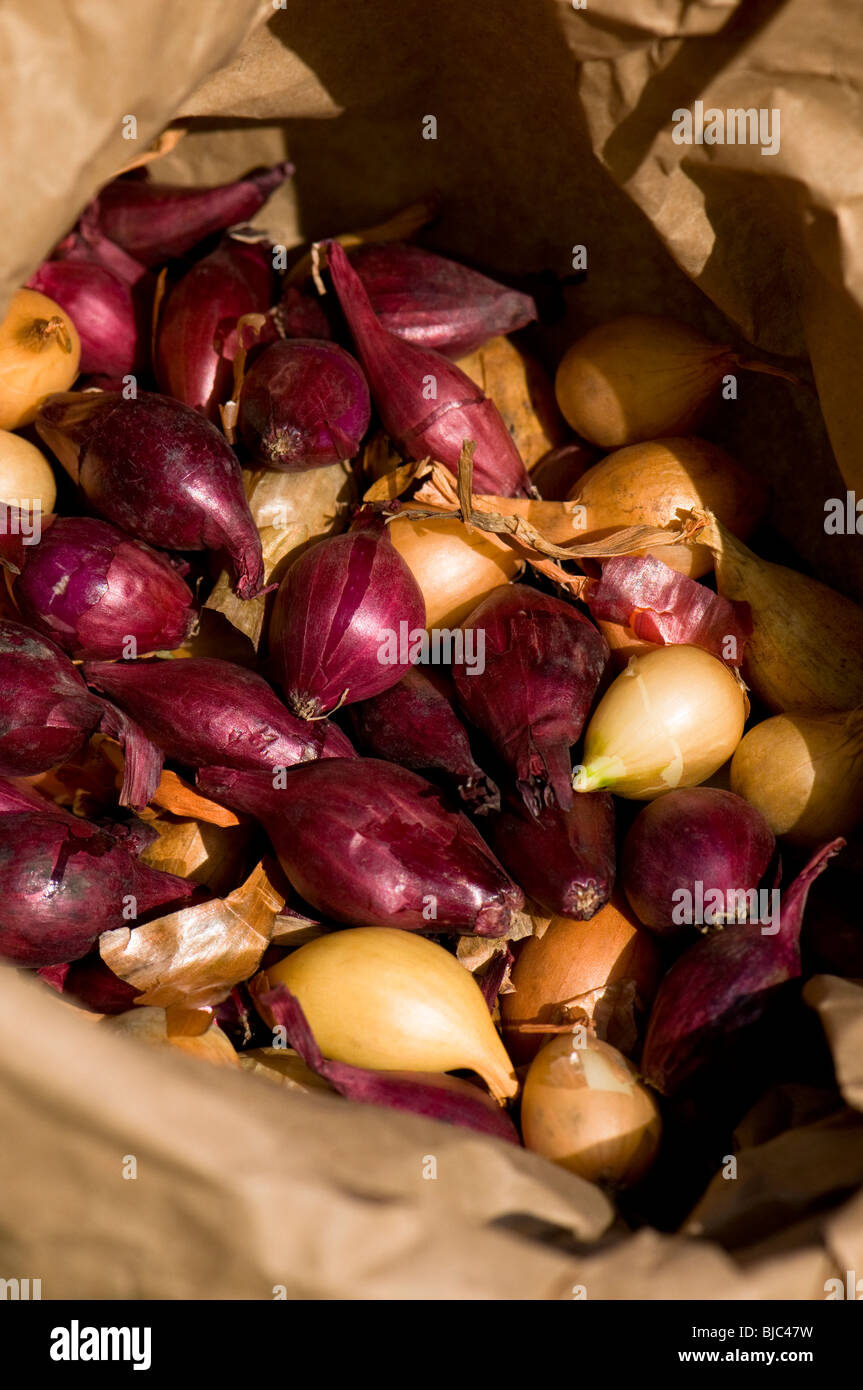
(596, 618, 658, 669)
(0, 430, 56, 513)
(696, 509, 863, 712)
(0, 289, 81, 429)
(101, 1006, 239, 1067)
(520, 1032, 662, 1187)
(457, 335, 566, 468)
(567, 437, 765, 578)
(554, 314, 798, 448)
(501, 902, 661, 1066)
(257, 926, 518, 1101)
(730, 708, 863, 846)
(388, 514, 520, 627)
(574, 645, 748, 799)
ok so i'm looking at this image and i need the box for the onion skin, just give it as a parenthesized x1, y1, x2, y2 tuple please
(8, 514, 195, 659)
(83, 656, 354, 773)
(274, 285, 333, 341)
(621, 788, 775, 936)
(730, 710, 863, 847)
(269, 514, 426, 718)
(27, 259, 144, 378)
(452, 585, 609, 815)
(89, 161, 294, 265)
(0, 811, 195, 967)
(238, 339, 371, 470)
(257, 983, 519, 1142)
(54, 222, 151, 287)
(327, 242, 532, 497)
(0, 290, 81, 430)
(456, 335, 565, 468)
(531, 440, 596, 500)
(521, 1033, 662, 1186)
(198, 759, 524, 937)
(349, 666, 499, 813)
(568, 438, 766, 579)
(35, 391, 264, 600)
(155, 237, 273, 420)
(488, 791, 615, 920)
(348, 241, 536, 358)
(641, 839, 843, 1095)
(574, 645, 748, 800)
(255, 926, 518, 1101)
(0, 431, 56, 512)
(696, 510, 863, 712)
(388, 514, 520, 628)
(38, 953, 140, 1014)
(501, 902, 661, 1066)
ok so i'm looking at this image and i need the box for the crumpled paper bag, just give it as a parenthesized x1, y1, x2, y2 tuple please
(2, 0, 863, 1298)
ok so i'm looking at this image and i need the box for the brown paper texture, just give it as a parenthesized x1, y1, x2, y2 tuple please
(2, 0, 863, 1298)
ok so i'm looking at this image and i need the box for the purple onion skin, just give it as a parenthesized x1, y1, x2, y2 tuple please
(0, 811, 196, 967)
(270, 515, 426, 718)
(489, 791, 615, 920)
(258, 985, 519, 1144)
(198, 759, 524, 937)
(89, 161, 294, 265)
(531, 440, 597, 501)
(348, 242, 537, 358)
(327, 242, 532, 497)
(11, 515, 195, 660)
(238, 339, 371, 471)
(155, 237, 274, 420)
(641, 839, 843, 1096)
(27, 259, 144, 378)
(35, 391, 264, 600)
(349, 666, 499, 813)
(452, 585, 609, 816)
(55, 223, 150, 286)
(0, 776, 79, 820)
(622, 789, 776, 938)
(83, 657, 355, 773)
(38, 953, 140, 1014)
(0, 621, 103, 776)
(275, 285, 333, 340)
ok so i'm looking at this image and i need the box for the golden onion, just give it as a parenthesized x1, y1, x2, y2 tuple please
(0, 289, 81, 429)
(0, 429, 56, 513)
(388, 514, 520, 627)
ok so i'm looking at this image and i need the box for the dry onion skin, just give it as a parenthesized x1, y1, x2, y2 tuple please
(554, 314, 797, 449)
(0, 289, 81, 429)
(567, 437, 765, 579)
(695, 510, 863, 712)
(100, 1006, 239, 1067)
(501, 904, 661, 1066)
(388, 513, 520, 627)
(574, 645, 748, 799)
(257, 926, 518, 1101)
(730, 708, 863, 846)
(0, 430, 56, 513)
(520, 1032, 662, 1187)
(457, 334, 566, 468)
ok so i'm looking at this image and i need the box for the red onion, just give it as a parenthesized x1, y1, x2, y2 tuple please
(88, 161, 294, 265)
(269, 512, 426, 718)
(621, 788, 776, 937)
(274, 285, 333, 340)
(488, 791, 615, 919)
(584, 555, 751, 665)
(0, 620, 162, 807)
(0, 775, 79, 819)
(452, 585, 609, 815)
(155, 236, 274, 420)
(35, 391, 264, 599)
(0, 810, 196, 967)
(531, 440, 597, 501)
(641, 838, 843, 1094)
(258, 984, 519, 1143)
(348, 666, 499, 813)
(347, 242, 537, 358)
(3, 512, 195, 659)
(38, 953, 141, 1014)
(198, 758, 524, 936)
(326, 242, 532, 497)
(238, 339, 371, 470)
(82, 657, 355, 773)
(27, 260, 144, 378)
(55, 221, 151, 286)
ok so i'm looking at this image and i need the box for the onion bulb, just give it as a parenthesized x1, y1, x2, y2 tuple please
(0, 430, 56, 513)
(520, 1032, 662, 1187)
(0, 289, 81, 429)
(567, 437, 765, 579)
(730, 708, 863, 846)
(695, 509, 863, 712)
(257, 927, 518, 1101)
(457, 335, 566, 468)
(101, 1006, 239, 1067)
(501, 903, 661, 1065)
(573, 645, 748, 799)
(388, 514, 520, 627)
(554, 314, 798, 448)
